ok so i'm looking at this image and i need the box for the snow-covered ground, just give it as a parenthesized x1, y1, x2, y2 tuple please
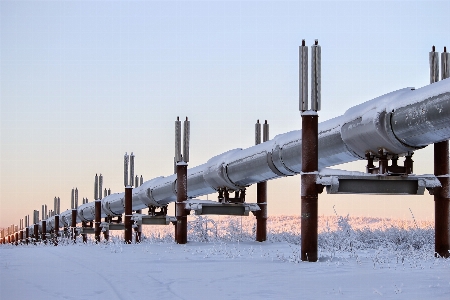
(1, 215, 449, 300)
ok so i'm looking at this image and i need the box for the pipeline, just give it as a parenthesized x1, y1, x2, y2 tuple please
(23, 78, 447, 233)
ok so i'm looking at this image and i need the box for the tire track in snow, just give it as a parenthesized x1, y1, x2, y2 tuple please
(46, 248, 126, 300)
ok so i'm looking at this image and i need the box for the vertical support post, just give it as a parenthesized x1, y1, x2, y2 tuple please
(135, 209, 142, 243)
(300, 39, 320, 262)
(25, 216, 29, 245)
(42, 220, 47, 243)
(71, 209, 77, 242)
(124, 186, 133, 244)
(301, 112, 319, 262)
(256, 120, 268, 242)
(95, 200, 101, 243)
(175, 162, 188, 244)
(103, 220, 110, 241)
(34, 224, 39, 244)
(434, 141, 449, 258)
(54, 215, 59, 246)
(434, 46, 449, 258)
(82, 221, 87, 243)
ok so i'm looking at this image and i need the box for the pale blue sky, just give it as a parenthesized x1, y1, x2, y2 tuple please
(1, 1, 448, 228)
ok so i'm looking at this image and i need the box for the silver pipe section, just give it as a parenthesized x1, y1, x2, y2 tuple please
(51, 79, 450, 225)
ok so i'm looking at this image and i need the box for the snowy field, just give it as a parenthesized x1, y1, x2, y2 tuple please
(1, 215, 449, 300)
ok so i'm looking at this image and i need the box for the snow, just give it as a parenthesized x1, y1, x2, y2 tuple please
(1, 215, 449, 300)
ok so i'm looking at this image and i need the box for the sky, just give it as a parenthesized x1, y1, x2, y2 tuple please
(1, 0, 449, 229)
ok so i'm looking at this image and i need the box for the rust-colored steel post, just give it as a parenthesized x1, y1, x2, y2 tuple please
(103, 219, 109, 241)
(54, 215, 59, 246)
(434, 140, 450, 258)
(19, 230, 23, 244)
(25, 228, 29, 245)
(71, 209, 77, 242)
(81, 221, 87, 243)
(41, 220, 47, 243)
(95, 200, 101, 243)
(124, 186, 133, 244)
(34, 224, 39, 244)
(15, 232, 18, 245)
(256, 182, 267, 242)
(301, 112, 319, 262)
(176, 162, 188, 244)
(135, 209, 142, 243)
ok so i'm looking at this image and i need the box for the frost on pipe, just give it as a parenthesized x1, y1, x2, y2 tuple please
(390, 79, 450, 147)
(340, 88, 419, 158)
